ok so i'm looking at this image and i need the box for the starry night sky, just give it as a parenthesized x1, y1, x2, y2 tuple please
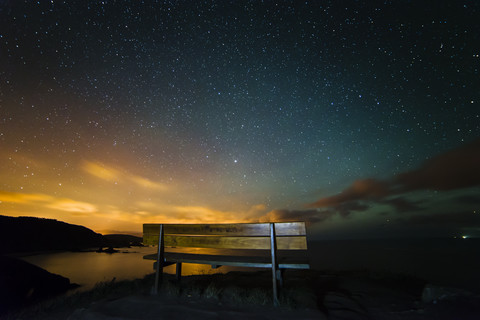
(1, 1, 479, 238)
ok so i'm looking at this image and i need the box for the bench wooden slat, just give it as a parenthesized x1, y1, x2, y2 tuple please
(143, 222, 306, 237)
(143, 252, 310, 269)
(143, 234, 307, 250)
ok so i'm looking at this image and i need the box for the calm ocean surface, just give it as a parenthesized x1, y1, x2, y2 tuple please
(308, 238, 480, 292)
(20, 238, 480, 293)
(20, 246, 239, 292)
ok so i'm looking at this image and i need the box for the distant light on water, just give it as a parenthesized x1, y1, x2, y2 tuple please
(462, 235, 468, 239)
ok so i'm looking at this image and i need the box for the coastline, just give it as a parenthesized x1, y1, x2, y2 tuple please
(3, 237, 480, 319)
(3, 268, 480, 320)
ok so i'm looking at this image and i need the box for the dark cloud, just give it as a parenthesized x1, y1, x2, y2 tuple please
(394, 138, 480, 192)
(257, 203, 371, 224)
(307, 139, 480, 216)
(381, 197, 423, 213)
(306, 178, 390, 208)
(455, 194, 480, 205)
(258, 209, 333, 224)
(335, 202, 370, 217)
(397, 211, 480, 228)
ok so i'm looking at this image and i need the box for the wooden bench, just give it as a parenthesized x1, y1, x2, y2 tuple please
(143, 222, 309, 306)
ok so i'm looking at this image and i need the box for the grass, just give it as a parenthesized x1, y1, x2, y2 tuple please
(3, 269, 321, 319)
(1, 275, 153, 319)
(1, 268, 430, 319)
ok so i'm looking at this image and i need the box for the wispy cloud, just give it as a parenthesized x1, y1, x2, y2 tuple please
(131, 200, 268, 224)
(93, 205, 242, 227)
(0, 191, 54, 204)
(82, 161, 120, 182)
(0, 190, 98, 214)
(82, 161, 168, 191)
(172, 205, 237, 222)
(46, 198, 97, 214)
(129, 175, 168, 191)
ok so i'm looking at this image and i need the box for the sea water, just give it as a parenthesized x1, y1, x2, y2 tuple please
(20, 246, 238, 292)
(20, 238, 480, 293)
(21, 247, 156, 292)
(308, 238, 480, 292)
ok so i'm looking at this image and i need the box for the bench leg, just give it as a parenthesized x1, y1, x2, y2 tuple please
(176, 262, 182, 282)
(270, 223, 280, 306)
(154, 260, 163, 294)
(276, 269, 284, 289)
(272, 272, 279, 307)
(153, 224, 164, 295)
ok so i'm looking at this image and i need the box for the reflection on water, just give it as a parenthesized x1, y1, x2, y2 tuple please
(21, 247, 155, 292)
(20, 246, 256, 292)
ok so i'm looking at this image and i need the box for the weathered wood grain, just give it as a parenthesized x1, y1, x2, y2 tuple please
(143, 222, 306, 237)
(143, 252, 310, 269)
(143, 234, 307, 250)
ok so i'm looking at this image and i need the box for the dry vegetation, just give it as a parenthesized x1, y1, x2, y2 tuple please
(3, 270, 322, 319)
(6, 268, 474, 320)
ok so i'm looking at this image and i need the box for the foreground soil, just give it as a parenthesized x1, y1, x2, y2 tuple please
(4, 269, 480, 320)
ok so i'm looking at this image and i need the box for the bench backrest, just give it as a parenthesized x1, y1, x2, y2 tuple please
(143, 222, 307, 250)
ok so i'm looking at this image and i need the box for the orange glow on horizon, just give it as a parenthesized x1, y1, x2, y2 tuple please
(0, 156, 271, 234)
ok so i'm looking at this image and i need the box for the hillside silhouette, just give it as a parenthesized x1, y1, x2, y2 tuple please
(103, 234, 143, 247)
(0, 215, 107, 254)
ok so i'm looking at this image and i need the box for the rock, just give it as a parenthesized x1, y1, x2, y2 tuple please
(0, 255, 76, 315)
(323, 291, 369, 320)
(96, 246, 120, 253)
(421, 284, 480, 320)
(421, 284, 474, 304)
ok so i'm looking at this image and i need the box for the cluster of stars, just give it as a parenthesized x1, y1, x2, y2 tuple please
(0, 1, 479, 234)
